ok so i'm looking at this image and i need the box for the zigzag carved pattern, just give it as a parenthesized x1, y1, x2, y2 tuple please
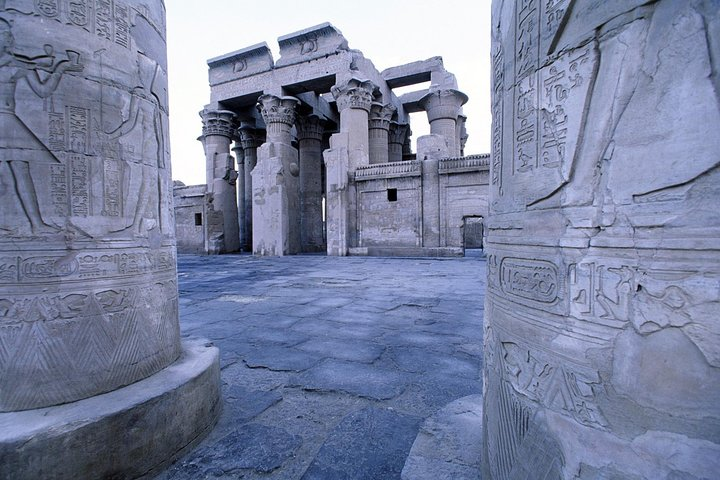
(0, 281, 180, 412)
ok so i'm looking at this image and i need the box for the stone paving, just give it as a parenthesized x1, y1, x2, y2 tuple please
(156, 253, 486, 480)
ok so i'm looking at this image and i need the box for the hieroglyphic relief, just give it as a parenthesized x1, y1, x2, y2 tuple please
(503, 0, 595, 210)
(569, 262, 632, 329)
(33, 0, 132, 49)
(491, 46, 503, 198)
(0, 17, 83, 235)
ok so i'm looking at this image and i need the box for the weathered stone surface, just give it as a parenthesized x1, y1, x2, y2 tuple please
(485, 0, 720, 478)
(301, 407, 421, 480)
(170, 423, 302, 476)
(0, 0, 180, 412)
(401, 395, 483, 480)
(291, 359, 408, 400)
(0, 340, 221, 480)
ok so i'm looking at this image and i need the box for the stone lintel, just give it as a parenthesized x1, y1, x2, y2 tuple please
(381, 56, 445, 89)
(398, 89, 430, 113)
(276, 22, 349, 67)
(208, 42, 274, 86)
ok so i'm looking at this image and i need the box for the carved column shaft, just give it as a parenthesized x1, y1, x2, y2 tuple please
(200, 108, 239, 253)
(232, 143, 246, 251)
(238, 126, 258, 251)
(331, 78, 376, 171)
(368, 102, 395, 165)
(296, 115, 326, 252)
(389, 122, 410, 162)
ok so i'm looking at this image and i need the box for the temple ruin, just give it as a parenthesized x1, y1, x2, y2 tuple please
(174, 23, 489, 256)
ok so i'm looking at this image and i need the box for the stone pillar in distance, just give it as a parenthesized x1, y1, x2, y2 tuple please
(368, 102, 395, 164)
(331, 78, 375, 171)
(253, 94, 301, 255)
(484, 1, 720, 479)
(238, 124, 259, 252)
(419, 89, 468, 157)
(328, 78, 376, 252)
(0, 2, 220, 478)
(231, 141, 246, 251)
(388, 122, 409, 162)
(296, 114, 326, 253)
(200, 108, 240, 253)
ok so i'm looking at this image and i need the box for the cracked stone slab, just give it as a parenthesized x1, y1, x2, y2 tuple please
(401, 394, 483, 480)
(222, 384, 283, 422)
(290, 359, 409, 400)
(385, 346, 481, 379)
(301, 407, 421, 480)
(243, 345, 322, 372)
(296, 338, 385, 363)
(167, 423, 302, 477)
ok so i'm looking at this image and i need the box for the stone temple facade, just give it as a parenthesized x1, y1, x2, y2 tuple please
(174, 23, 488, 256)
(484, 1, 720, 479)
(0, 1, 220, 478)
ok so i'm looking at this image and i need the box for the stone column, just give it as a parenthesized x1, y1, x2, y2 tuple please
(0, 2, 219, 478)
(457, 114, 468, 157)
(232, 141, 246, 251)
(368, 102, 395, 164)
(419, 89, 468, 157)
(388, 122, 409, 162)
(296, 115, 326, 252)
(200, 108, 240, 253)
(329, 78, 376, 252)
(238, 124, 258, 252)
(484, 2, 720, 479)
(331, 78, 375, 171)
(402, 126, 414, 159)
(253, 95, 301, 255)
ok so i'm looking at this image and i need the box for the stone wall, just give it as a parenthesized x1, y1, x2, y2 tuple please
(174, 183, 206, 254)
(353, 153, 489, 254)
(484, 1, 720, 478)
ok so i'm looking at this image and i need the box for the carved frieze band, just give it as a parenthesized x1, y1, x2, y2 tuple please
(354, 160, 421, 181)
(438, 154, 490, 173)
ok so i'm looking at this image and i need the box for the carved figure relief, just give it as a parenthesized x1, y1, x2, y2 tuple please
(0, 17, 83, 235)
(98, 52, 165, 236)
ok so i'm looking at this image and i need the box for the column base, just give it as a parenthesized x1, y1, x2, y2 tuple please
(0, 339, 221, 480)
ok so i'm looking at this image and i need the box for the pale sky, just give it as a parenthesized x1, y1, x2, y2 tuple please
(166, 0, 492, 185)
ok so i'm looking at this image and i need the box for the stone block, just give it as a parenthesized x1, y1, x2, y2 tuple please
(276, 23, 349, 67)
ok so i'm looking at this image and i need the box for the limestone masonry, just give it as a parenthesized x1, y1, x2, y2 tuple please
(175, 23, 488, 256)
(484, 1, 720, 478)
(0, 1, 219, 478)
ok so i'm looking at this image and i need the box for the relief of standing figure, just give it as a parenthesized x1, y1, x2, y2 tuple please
(0, 17, 83, 235)
(101, 52, 165, 236)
